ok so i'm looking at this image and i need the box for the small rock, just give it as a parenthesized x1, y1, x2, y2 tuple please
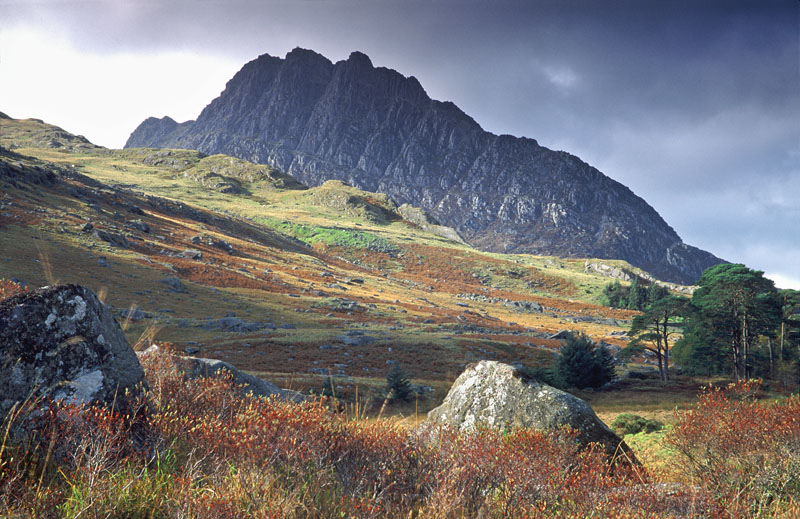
(160, 276, 185, 292)
(180, 249, 202, 260)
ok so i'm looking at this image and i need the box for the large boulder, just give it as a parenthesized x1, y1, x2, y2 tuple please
(425, 360, 630, 458)
(138, 345, 304, 403)
(0, 284, 145, 419)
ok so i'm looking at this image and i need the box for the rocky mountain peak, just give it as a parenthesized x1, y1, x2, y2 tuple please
(126, 48, 724, 284)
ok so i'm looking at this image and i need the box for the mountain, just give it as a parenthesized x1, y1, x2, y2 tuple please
(126, 48, 723, 284)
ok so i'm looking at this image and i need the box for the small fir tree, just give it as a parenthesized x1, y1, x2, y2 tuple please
(556, 332, 616, 389)
(385, 364, 413, 402)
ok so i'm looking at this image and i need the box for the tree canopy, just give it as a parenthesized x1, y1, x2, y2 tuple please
(686, 264, 781, 380)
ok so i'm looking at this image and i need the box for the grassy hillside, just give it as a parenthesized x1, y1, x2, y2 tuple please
(0, 115, 695, 413)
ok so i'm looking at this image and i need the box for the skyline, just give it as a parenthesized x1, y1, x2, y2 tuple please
(1, 0, 798, 288)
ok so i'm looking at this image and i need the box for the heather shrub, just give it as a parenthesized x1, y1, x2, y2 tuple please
(667, 380, 800, 517)
(0, 342, 732, 518)
(0, 278, 27, 300)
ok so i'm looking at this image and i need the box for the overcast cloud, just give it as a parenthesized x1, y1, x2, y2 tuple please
(1, 0, 798, 288)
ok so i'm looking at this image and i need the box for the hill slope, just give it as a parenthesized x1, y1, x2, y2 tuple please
(2, 114, 664, 398)
(126, 48, 723, 284)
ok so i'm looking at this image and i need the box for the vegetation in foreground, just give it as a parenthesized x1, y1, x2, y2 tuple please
(0, 345, 798, 518)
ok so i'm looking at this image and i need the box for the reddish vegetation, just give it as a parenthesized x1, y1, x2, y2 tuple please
(5, 346, 769, 518)
(0, 278, 27, 299)
(668, 381, 800, 517)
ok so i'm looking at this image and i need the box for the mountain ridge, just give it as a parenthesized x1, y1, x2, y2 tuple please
(127, 47, 723, 284)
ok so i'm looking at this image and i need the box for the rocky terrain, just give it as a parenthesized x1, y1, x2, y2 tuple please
(126, 48, 723, 284)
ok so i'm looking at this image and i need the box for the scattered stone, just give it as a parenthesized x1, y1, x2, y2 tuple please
(335, 334, 377, 346)
(97, 256, 109, 268)
(180, 249, 202, 260)
(159, 276, 185, 292)
(548, 330, 573, 341)
(505, 300, 543, 313)
(200, 317, 270, 333)
(93, 229, 129, 248)
(128, 220, 150, 233)
(184, 346, 200, 355)
(213, 239, 235, 254)
(119, 307, 146, 321)
(411, 384, 435, 394)
(0, 284, 145, 420)
(80, 222, 94, 232)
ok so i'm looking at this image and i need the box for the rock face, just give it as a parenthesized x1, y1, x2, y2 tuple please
(0, 284, 145, 419)
(127, 48, 723, 284)
(426, 361, 628, 457)
(138, 345, 304, 402)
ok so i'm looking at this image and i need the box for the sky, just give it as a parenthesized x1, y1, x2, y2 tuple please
(1, 0, 798, 289)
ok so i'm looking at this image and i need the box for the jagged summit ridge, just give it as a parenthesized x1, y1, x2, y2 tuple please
(126, 47, 723, 284)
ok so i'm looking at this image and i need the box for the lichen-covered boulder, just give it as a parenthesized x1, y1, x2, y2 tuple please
(138, 345, 305, 403)
(425, 360, 630, 458)
(0, 284, 145, 419)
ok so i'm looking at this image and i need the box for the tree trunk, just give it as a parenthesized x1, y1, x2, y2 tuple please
(781, 321, 785, 360)
(742, 315, 749, 380)
(732, 336, 743, 382)
(768, 336, 774, 379)
(661, 319, 670, 381)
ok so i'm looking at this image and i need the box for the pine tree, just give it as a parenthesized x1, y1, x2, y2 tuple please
(556, 332, 616, 389)
(385, 364, 413, 401)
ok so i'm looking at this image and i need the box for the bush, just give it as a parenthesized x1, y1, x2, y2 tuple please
(1, 343, 724, 518)
(556, 332, 616, 389)
(611, 413, 664, 435)
(667, 380, 800, 516)
(385, 364, 413, 402)
(0, 278, 27, 300)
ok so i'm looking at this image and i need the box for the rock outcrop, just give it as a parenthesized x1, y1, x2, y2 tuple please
(425, 360, 629, 458)
(127, 48, 724, 284)
(138, 345, 304, 402)
(0, 284, 145, 419)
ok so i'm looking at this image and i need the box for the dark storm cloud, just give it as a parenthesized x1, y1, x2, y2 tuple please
(3, 0, 799, 285)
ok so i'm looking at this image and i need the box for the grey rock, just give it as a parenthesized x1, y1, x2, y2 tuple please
(119, 307, 146, 321)
(548, 330, 573, 341)
(126, 48, 724, 284)
(81, 222, 94, 232)
(93, 229, 129, 248)
(505, 300, 543, 313)
(139, 346, 303, 402)
(159, 276, 185, 292)
(180, 249, 202, 260)
(128, 220, 150, 233)
(425, 360, 630, 458)
(97, 256, 109, 268)
(335, 334, 377, 346)
(213, 239, 235, 254)
(200, 316, 269, 332)
(0, 284, 145, 420)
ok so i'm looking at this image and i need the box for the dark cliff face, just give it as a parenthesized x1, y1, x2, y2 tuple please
(126, 48, 723, 284)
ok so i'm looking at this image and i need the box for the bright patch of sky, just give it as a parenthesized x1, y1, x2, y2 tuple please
(0, 26, 239, 148)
